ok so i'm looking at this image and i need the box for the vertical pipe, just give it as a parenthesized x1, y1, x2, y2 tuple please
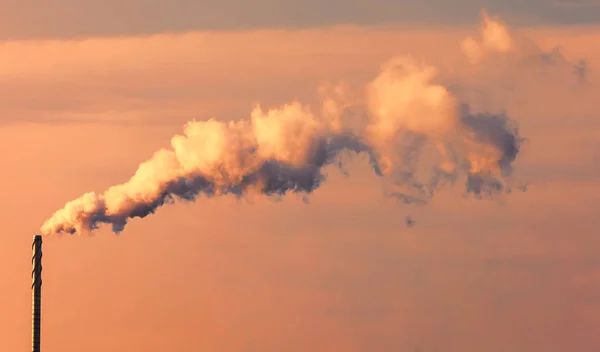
(32, 235, 42, 352)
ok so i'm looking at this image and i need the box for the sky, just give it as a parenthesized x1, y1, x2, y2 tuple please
(1, 0, 600, 39)
(1, 3, 600, 352)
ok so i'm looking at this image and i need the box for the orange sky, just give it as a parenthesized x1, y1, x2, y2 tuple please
(1, 17, 600, 352)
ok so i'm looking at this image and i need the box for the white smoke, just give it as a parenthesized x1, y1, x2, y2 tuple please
(461, 10, 514, 64)
(41, 11, 537, 235)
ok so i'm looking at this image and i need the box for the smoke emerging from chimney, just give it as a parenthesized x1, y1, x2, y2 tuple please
(41, 12, 532, 235)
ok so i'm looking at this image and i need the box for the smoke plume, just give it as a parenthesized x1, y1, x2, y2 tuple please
(41, 12, 530, 235)
(461, 10, 514, 64)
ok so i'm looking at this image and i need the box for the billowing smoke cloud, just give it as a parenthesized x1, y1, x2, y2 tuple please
(459, 10, 587, 78)
(41, 11, 532, 235)
(461, 10, 514, 64)
(453, 10, 588, 114)
(361, 56, 524, 205)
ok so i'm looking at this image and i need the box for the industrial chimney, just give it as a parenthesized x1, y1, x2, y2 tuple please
(31, 235, 42, 352)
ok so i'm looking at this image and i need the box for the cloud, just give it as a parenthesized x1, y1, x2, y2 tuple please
(2, 0, 600, 40)
(0, 27, 464, 126)
(460, 10, 514, 64)
(553, 0, 600, 8)
(0, 17, 595, 127)
(447, 12, 593, 123)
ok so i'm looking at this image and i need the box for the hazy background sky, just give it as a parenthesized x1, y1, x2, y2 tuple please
(1, 3, 600, 352)
(0, 0, 600, 39)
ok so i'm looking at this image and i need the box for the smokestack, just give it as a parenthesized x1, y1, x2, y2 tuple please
(31, 235, 42, 352)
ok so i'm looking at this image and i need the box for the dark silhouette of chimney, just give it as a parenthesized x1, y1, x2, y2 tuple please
(32, 235, 43, 352)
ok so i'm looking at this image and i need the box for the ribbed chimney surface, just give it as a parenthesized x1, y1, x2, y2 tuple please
(32, 235, 42, 352)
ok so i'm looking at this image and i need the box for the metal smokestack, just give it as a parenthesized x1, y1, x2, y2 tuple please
(31, 235, 42, 352)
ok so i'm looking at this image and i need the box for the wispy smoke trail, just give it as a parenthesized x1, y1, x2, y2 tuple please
(461, 10, 514, 65)
(41, 11, 531, 235)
